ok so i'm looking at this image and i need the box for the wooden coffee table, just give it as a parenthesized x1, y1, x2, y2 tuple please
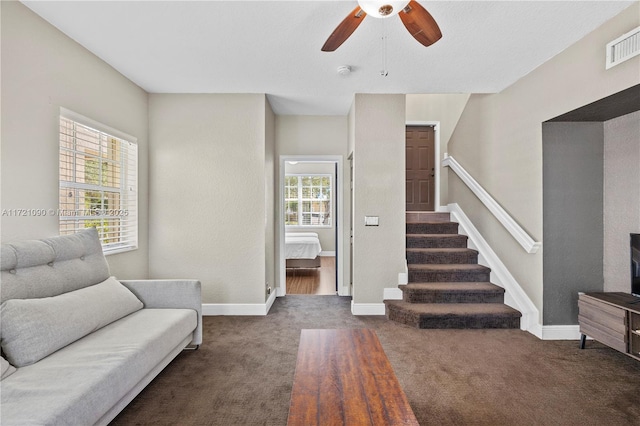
(287, 329, 419, 425)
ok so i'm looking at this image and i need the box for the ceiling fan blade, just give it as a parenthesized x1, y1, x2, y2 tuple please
(321, 6, 367, 52)
(399, 1, 442, 47)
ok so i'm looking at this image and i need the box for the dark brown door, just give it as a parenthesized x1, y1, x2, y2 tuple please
(406, 126, 435, 211)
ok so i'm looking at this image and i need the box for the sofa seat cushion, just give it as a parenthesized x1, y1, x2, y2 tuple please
(0, 308, 197, 426)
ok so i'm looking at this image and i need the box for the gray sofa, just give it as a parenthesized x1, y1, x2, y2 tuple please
(0, 228, 202, 425)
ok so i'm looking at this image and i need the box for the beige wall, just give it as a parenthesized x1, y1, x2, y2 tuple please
(350, 94, 406, 305)
(448, 4, 640, 322)
(604, 110, 640, 292)
(0, 1, 149, 279)
(406, 94, 471, 207)
(148, 94, 270, 304)
(276, 116, 348, 156)
(6, 0, 636, 317)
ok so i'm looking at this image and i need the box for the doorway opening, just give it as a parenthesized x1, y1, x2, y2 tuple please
(278, 156, 345, 296)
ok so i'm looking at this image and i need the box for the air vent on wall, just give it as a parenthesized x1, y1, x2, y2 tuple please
(606, 26, 640, 69)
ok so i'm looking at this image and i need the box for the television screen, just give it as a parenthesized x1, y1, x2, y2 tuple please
(632, 234, 640, 297)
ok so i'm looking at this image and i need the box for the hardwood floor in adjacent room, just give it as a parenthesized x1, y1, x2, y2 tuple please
(286, 256, 335, 295)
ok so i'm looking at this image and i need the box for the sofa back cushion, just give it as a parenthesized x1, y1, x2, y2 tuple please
(1, 228, 110, 303)
(1, 276, 143, 367)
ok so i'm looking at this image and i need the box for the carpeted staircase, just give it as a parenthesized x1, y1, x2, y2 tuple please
(384, 212, 522, 329)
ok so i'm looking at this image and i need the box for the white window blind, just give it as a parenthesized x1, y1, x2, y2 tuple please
(59, 111, 138, 254)
(285, 174, 331, 227)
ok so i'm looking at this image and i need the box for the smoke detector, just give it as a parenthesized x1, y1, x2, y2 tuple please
(337, 65, 352, 75)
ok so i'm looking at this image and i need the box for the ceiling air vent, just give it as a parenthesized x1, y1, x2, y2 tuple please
(606, 26, 640, 69)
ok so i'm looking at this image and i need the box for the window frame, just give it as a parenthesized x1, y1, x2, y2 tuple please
(59, 108, 138, 255)
(284, 173, 333, 228)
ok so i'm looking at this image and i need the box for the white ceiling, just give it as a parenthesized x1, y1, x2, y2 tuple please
(22, 1, 635, 115)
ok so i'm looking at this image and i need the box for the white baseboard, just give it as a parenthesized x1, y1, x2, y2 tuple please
(448, 203, 540, 335)
(351, 300, 386, 315)
(384, 287, 403, 300)
(338, 285, 351, 297)
(265, 289, 277, 312)
(398, 259, 408, 285)
(202, 291, 277, 316)
(538, 325, 580, 340)
(398, 272, 408, 285)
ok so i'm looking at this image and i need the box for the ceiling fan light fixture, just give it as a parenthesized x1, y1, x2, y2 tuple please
(322, 0, 441, 51)
(357, 0, 410, 18)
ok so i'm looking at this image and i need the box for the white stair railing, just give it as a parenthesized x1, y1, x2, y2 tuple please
(442, 153, 541, 254)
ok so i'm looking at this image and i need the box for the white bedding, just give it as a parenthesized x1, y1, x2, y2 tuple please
(285, 232, 322, 259)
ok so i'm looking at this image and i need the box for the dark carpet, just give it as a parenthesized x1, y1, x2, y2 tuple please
(111, 295, 640, 426)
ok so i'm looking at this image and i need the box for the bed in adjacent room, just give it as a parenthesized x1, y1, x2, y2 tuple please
(285, 232, 322, 268)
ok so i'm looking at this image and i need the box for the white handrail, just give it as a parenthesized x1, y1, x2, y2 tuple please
(442, 153, 541, 254)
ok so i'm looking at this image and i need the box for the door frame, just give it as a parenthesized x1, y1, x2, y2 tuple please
(277, 155, 346, 296)
(406, 121, 442, 212)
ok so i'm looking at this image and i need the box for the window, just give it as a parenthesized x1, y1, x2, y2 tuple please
(59, 110, 138, 254)
(285, 174, 331, 227)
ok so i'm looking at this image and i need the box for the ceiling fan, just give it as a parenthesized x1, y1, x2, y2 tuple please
(321, 0, 442, 52)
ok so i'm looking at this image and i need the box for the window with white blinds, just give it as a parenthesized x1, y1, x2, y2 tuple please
(284, 174, 332, 227)
(59, 110, 138, 254)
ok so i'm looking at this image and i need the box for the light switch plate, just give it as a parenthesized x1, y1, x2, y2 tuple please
(364, 216, 379, 226)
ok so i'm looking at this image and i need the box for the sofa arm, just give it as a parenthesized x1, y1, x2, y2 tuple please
(120, 279, 202, 346)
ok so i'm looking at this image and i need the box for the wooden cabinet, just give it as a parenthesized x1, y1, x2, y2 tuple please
(630, 311, 640, 358)
(578, 292, 640, 361)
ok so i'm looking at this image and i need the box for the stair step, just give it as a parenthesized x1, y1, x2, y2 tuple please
(384, 301, 521, 329)
(406, 222, 458, 235)
(407, 248, 478, 265)
(406, 212, 450, 223)
(407, 234, 468, 249)
(408, 264, 490, 282)
(400, 282, 504, 303)
(391, 214, 520, 330)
